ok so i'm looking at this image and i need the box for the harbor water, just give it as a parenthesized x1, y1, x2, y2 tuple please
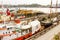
(0, 7, 60, 13)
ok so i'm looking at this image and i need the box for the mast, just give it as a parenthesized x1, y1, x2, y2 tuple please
(55, 0, 58, 16)
(50, 0, 52, 20)
(1, 1, 6, 27)
(50, 0, 52, 14)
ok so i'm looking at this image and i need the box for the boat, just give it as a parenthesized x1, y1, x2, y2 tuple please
(0, 9, 42, 40)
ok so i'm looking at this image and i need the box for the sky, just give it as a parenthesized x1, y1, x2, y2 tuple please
(0, 0, 60, 5)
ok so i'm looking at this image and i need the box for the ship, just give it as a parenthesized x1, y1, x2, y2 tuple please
(0, 9, 42, 40)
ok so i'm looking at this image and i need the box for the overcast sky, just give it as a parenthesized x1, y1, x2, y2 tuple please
(0, 0, 60, 5)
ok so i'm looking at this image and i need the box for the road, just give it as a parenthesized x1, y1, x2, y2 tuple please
(35, 24, 60, 40)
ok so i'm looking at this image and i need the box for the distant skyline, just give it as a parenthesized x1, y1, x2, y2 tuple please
(0, 0, 60, 5)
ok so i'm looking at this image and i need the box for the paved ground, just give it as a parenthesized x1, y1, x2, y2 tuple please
(35, 24, 60, 40)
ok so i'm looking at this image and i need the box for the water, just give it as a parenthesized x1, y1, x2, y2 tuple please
(0, 7, 60, 13)
(20, 8, 60, 13)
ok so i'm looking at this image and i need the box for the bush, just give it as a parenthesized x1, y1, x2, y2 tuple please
(54, 35, 59, 40)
